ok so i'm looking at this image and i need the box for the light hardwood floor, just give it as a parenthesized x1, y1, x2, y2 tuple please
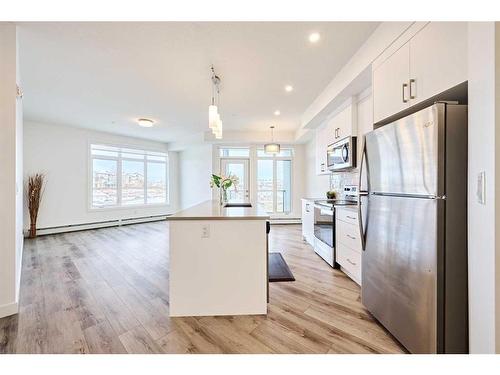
(0, 222, 405, 354)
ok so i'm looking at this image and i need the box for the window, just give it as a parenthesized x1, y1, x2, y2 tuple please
(257, 148, 292, 214)
(219, 147, 250, 158)
(90, 144, 168, 208)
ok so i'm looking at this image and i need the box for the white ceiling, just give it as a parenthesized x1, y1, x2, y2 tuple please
(18, 22, 379, 143)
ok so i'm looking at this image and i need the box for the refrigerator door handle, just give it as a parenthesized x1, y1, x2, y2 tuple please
(358, 137, 369, 251)
(358, 193, 369, 251)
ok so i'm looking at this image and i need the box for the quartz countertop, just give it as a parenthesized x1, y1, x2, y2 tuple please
(166, 200, 270, 221)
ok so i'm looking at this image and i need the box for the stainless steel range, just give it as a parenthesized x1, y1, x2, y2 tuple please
(312, 185, 358, 267)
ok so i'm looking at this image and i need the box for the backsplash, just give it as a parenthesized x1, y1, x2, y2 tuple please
(330, 171, 359, 198)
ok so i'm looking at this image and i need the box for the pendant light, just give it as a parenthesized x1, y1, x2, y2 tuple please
(208, 66, 223, 139)
(264, 126, 281, 155)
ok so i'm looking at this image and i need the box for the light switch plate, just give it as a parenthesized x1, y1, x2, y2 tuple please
(477, 171, 486, 205)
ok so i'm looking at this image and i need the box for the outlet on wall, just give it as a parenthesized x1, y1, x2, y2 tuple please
(201, 224, 210, 238)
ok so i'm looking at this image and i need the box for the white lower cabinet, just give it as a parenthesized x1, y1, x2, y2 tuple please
(336, 243, 361, 283)
(301, 199, 315, 246)
(335, 207, 362, 285)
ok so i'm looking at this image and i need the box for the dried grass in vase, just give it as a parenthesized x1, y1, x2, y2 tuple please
(27, 173, 45, 238)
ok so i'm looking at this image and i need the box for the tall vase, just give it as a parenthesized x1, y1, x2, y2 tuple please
(29, 223, 37, 238)
(219, 188, 228, 206)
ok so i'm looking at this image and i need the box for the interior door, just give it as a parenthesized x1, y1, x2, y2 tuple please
(373, 43, 410, 123)
(220, 158, 250, 203)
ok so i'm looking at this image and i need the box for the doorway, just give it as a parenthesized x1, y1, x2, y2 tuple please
(220, 158, 250, 203)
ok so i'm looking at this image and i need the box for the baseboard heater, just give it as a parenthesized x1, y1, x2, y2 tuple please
(25, 214, 170, 237)
(269, 217, 301, 225)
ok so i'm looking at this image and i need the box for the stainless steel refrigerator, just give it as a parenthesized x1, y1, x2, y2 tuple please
(358, 103, 468, 354)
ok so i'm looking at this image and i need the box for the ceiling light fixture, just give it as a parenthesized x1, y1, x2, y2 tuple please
(284, 85, 293, 92)
(137, 118, 154, 128)
(264, 126, 281, 155)
(209, 66, 223, 139)
(309, 32, 321, 43)
(274, 110, 281, 116)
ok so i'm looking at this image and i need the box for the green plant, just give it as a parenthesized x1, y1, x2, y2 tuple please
(210, 174, 239, 191)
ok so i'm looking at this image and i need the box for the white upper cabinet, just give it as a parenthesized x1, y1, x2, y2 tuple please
(315, 100, 358, 175)
(373, 43, 410, 123)
(330, 102, 358, 142)
(409, 22, 467, 106)
(373, 22, 467, 123)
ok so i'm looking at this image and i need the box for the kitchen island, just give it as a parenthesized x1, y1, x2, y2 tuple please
(166, 200, 270, 317)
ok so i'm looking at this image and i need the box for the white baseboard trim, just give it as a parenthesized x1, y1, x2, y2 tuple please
(16, 243, 23, 304)
(0, 301, 18, 318)
(24, 215, 169, 237)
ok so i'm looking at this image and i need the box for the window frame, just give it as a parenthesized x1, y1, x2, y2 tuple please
(88, 142, 169, 211)
(256, 148, 293, 215)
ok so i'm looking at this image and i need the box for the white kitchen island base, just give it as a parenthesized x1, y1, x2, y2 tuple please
(167, 201, 269, 317)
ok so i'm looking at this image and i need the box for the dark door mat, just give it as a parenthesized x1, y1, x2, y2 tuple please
(269, 252, 295, 282)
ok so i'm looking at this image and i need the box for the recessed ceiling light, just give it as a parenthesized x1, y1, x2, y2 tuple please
(274, 110, 281, 116)
(309, 32, 321, 43)
(284, 85, 293, 92)
(137, 118, 154, 128)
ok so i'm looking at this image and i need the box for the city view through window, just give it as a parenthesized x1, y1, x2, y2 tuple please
(91, 145, 167, 208)
(257, 152, 292, 214)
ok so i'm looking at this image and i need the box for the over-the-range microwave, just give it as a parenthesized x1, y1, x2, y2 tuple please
(327, 136, 357, 171)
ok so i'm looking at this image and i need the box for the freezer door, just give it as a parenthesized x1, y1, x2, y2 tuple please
(362, 194, 439, 353)
(365, 104, 444, 197)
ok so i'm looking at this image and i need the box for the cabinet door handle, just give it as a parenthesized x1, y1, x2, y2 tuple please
(402, 83, 409, 103)
(409, 79, 416, 99)
(346, 215, 356, 220)
(346, 258, 357, 266)
(346, 234, 356, 240)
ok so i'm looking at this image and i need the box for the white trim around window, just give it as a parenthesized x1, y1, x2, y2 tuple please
(88, 142, 169, 210)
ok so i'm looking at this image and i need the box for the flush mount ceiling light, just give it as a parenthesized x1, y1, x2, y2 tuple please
(308, 32, 321, 43)
(284, 85, 293, 93)
(137, 118, 154, 128)
(209, 66, 223, 139)
(264, 125, 281, 155)
(274, 110, 281, 116)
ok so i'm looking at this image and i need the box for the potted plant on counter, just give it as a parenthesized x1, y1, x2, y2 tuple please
(210, 173, 239, 206)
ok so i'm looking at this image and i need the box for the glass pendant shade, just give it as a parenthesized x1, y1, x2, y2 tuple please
(264, 125, 280, 154)
(264, 143, 280, 154)
(214, 118, 223, 139)
(208, 66, 223, 139)
(209, 105, 218, 129)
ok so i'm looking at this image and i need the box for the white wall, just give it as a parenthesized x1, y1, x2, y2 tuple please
(304, 138, 330, 198)
(15, 25, 23, 301)
(467, 22, 499, 354)
(290, 144, 306, 218)
(178, 143, 213, 209)
(23, 121, 179, 230)
(0, 23, 23, 318)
